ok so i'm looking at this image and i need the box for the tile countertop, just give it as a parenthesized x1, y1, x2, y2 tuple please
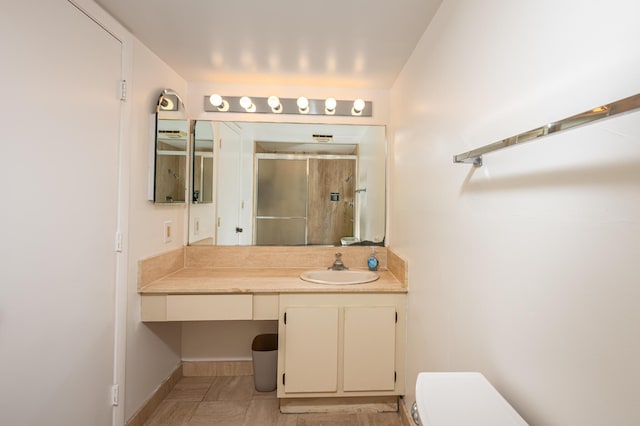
(139, 267, 407, 294)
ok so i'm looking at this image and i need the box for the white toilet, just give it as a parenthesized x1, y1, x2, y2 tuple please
(413, 372, 528, 425)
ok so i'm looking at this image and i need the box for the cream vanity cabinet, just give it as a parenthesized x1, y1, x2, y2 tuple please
(277, 293, 406, 398)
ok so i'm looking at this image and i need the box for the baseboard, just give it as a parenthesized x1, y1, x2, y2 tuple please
(125, 364, 183, 426)
(182, 360, 253, 376)
(280, 396, 398, 414)
(399, 397, 415, 425)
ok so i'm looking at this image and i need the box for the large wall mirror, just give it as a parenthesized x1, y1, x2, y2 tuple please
(187, 122, 386, 247)
(150, 89, 188, 204)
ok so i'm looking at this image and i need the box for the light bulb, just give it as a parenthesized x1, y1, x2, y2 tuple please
(353, 98, 365, 113)
(239, 96, 253, 110)
(268, 96, 280, 108)
(209, 94, 223, 107)
(297, 96, 309, 112)
(160, 97, 175, 110)
(268, 96, 282, 112)
(325, 97, 337, 113)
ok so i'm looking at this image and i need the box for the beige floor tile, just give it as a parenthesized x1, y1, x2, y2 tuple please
(295, 413, 359, 426)
(165, 382, 211, 402)
(242, 399, 277, 425)
(241, 399, 297, 426)
(143, 375, 402, 426)
(278, 414, 299, 426)
(177, 376, 216, 385)
(187, 400, 250, 426)
(355, 412, 403, 426)
(143, 400, 198, 426)
(204, 375, 256, 401)
(253, 388, 278, 400)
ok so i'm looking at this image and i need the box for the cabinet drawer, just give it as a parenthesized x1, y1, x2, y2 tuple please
(253, 294, 279, 320)
(166, 295, 253, 321)
(141, 295, 167, 321)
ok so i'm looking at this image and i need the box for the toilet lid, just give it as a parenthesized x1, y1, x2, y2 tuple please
(415, 372, 528, 426)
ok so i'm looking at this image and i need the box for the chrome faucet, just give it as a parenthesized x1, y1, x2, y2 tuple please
(329, 252, 348, 270)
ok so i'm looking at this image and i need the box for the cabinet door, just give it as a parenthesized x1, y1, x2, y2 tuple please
(343, 306, 396, 391)
(283, 307, 339, 393)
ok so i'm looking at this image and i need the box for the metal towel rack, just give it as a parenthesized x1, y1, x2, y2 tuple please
(453, 93, 640, 167)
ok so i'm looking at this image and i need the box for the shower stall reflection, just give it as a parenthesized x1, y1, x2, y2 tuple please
(255, 155, 356, 246)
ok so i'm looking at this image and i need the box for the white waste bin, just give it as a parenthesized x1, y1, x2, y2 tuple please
(251, 334, 278, 392)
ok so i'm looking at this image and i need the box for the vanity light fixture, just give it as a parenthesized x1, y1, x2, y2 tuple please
(325, 97, 337, 115)
(352, 98, 366, 115)
(268, 96, 282, 113)
(297, 96, 309, 113)
(203, 95, 372, 116)
(208, 94, 229, 111)
(239, 96, 256, 112)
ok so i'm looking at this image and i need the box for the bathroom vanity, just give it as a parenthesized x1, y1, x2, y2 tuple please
(277, 292, 406, 400)
(138, 246, 408, 405)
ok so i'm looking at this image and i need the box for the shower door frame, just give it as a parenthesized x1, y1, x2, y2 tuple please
(254, 153, 359, 245)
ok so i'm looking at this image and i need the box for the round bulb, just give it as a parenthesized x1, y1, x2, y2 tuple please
(268, 96, 280, 109)
(325, 97, 337, 111)
(353, 98, 365, 113)
(160, 97, 174, 110)
(239, 96, 253, 110)
(209, 94, 223, 107)
(297, 96, 309, 110)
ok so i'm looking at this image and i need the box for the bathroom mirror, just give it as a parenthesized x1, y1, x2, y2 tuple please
(192, 121, 214, 204)
(151, 89, 187, 204)
(188, 122, 386, 247)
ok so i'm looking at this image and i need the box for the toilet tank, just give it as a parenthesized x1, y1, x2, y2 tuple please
(415, 372, 528, 426)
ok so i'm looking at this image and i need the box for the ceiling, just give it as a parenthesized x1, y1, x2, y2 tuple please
(95, 0, 442, 89)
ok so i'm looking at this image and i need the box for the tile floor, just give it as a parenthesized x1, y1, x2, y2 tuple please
(143, 375, 404, 425)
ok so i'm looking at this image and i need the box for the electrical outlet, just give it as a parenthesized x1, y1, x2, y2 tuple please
(163, 220, 172, 243)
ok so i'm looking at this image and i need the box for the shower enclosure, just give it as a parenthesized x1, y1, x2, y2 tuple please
(255, 155, 356, 245)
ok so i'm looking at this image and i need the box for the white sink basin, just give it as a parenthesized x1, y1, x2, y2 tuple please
(300, 269, 379, 285)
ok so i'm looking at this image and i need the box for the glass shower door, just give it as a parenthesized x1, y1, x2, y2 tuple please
(255, 158, 308, 245)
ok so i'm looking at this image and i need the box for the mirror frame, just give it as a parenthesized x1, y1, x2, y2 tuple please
(191, 121, 215, 204)
(186, 121, 387, 247)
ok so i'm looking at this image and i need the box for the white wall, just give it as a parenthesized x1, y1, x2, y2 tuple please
(189, 203, 215, 243)
(357, 126, 387, 242)
(124, 40, 188, 420)
(182, 321, 278, 360)
(390, 1, 640, 425)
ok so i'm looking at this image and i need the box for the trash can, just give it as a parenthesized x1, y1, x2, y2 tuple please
(251, 333, 278, 392)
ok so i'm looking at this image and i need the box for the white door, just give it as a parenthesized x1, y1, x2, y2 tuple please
(0, 1, 122, 425)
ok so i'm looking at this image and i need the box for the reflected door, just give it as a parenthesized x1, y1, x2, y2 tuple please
(217, 123, 243, 245)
